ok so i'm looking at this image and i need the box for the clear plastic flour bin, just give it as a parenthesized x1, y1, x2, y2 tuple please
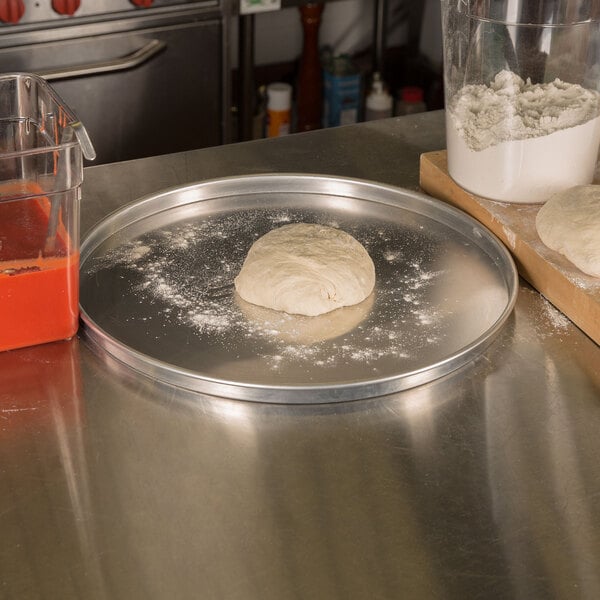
(0, 73, 95, 352)
(441, 0, 600, 203)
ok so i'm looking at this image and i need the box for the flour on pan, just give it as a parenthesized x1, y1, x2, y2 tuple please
(87, 210, 447, 369)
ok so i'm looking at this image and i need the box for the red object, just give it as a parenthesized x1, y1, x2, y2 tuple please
(401, 86, 425, 103)
(52, 0, 81, 15)
(130, 0, 153, 6)
(0, 188, 79, 352)
(0, 0, 25, 23)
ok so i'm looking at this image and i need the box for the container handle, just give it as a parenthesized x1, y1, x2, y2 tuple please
(36, 39, 166, 81)
(70, 120, 97, 161)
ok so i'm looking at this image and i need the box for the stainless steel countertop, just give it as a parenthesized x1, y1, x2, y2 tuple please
(2, 112, 599, 599)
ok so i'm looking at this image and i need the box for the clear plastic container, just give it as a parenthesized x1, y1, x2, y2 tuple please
(441, 0, 600, 203)
(0, 73, 95, 352)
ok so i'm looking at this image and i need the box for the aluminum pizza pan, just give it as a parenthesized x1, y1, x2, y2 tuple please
(79, 173, 518, 403)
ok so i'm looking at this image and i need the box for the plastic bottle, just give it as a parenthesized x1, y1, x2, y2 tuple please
(365, 72, 393, 121)
(395, 86, 427, 116)
(322, 48, 361, 127)
(266, 82, 292, 137)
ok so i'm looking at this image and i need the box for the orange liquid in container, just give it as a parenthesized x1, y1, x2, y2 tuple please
(0, 183, 79, 352)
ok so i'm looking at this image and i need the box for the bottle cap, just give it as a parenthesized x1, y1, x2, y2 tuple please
(401, 86, 424, 103)
(267, 82, 292, 111)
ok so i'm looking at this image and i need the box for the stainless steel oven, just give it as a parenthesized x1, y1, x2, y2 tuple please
(0, 1, 231, 164)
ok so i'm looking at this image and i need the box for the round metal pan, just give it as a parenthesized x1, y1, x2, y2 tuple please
(79, 174, 518, 403)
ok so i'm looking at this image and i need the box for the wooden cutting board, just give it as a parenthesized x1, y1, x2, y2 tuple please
(420, 150, 600, 345)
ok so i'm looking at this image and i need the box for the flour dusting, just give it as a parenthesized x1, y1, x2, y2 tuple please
(541, 298, 571, 331)
(86, 209, 454, 373)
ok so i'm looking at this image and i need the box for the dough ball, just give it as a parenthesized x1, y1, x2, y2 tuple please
(535, 185, 600, 278)
(234, 223, 376, 316)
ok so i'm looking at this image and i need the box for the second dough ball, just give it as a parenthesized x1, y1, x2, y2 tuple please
(234, 223, 376, 316)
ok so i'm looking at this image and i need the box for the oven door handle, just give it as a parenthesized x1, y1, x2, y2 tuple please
(37, 39, 166, 81)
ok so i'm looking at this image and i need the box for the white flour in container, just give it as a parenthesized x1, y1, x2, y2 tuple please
(446, 70, 600, 203)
